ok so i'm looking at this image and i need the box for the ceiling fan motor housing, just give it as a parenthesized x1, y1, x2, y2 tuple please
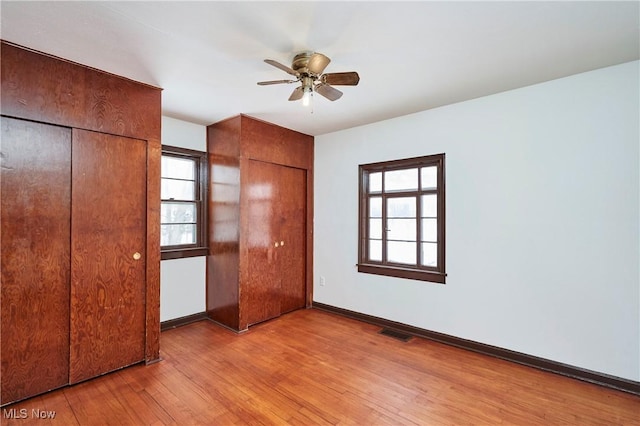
(292, 51, 314, 75)
(258, 51, 359, 102)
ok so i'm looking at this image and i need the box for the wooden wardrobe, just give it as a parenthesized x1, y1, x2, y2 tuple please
(0, 42, 161, 405)
(207, 115, 313, 332)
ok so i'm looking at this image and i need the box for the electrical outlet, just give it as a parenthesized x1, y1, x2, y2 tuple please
(320, 276, 326, 286)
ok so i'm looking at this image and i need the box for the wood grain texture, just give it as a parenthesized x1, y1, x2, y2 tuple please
(240, 160, 307, 328)
(0, 42, 161, 140)
(3, 309, 639, 425)
(1, 41, 162, 366)
(206, 154, 241, 330)
(243, 160, 284, 326)
(0, 117, 71, 405)
(240, 114, 313, 169)
(69, 129, 147, 384)
(314, 302, 640, 396)
(206, 116, 241, 158)
(207, 116, 313, 331)
(305, 163, 314, 309)
(145, 137, 162, 363)
(276, 164, 307, 315)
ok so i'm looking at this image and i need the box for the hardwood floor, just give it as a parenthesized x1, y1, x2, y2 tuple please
(3, 308, 639, 425)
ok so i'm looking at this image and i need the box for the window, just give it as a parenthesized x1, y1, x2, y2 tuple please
(358, 154, 445, 283)
(161, 146, 208, 260)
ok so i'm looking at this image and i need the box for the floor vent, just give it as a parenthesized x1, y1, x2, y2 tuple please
(379, 328, 413, 342)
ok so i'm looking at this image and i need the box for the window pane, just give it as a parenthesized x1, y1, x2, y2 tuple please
(421, 166, 437, 189)
(369, 218, 382, 239)
(369, 197, 382, 217)
(388, 241, 416, 264)
(160, 147, 208, 258)
(369, 172, 382, 193)
(161, 224, 197, 246)
(162, 156, 195, 180)
(161, 202, 196, 224)
(162, 178, 195, 200)
(421, 243, 438, 267)
(421, 194, 437, 218)
(421, 218, 438, 242)
(385, 168, 418, 192)
(387, 218, 416, 241)
(369, 239, 382, 261)
(387, 197, 416, 217)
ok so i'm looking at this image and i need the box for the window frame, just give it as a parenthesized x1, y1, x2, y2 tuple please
(358, 153, 446, 283)
(161, 145, 208, 260)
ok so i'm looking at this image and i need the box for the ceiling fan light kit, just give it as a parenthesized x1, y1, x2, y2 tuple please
(301, 86, 313, 108)
(258, 51, 359, 106)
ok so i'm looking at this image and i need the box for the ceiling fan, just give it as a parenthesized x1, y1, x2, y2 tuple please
(257, 51, 360, 105)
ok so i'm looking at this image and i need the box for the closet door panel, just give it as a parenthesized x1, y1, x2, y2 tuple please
(244, 160, 281, 326)
(279, 166, 307, 314)
(70, 129, 146, 384)
(0, 117, 71, 404)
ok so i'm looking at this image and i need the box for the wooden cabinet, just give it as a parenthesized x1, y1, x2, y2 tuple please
(207, 115, 313, 331)
(244, 160, 307, 326)
(69, 130, 148, 384)
(0, 42, 161, 405)
(1, 118, 72, 404)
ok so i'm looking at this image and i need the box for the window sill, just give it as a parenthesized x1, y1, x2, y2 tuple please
(357, 263, 446, 284)
(161, 247, 208, 260)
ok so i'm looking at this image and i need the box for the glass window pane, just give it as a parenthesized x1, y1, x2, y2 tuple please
(421, 243, 438, 267)
(161, 202, 196, 224)
(385, 168, 418, 192)
(162, 179, 195, 200)
(387, 241, 417, 265)
(369, 239, 382, 262)
(369, 172, 382, 193)
(369, 218, 382, 239)
(387, 197, 416, 218)
(161, 224, 197, 246)
(162, 156, 195, 180)
(421, 166, 437, 189)
(387, 218, 416, 241)
(421, 194, 437, 218)
(369, 197, 382, 217)
(421, 218, 438, 242)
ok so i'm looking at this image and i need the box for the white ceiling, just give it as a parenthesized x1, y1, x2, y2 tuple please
(1, 1, 638, 136)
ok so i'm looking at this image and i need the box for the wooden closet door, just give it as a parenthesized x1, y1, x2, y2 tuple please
(278, 166, 307, 314)
(69, 129, 147, 384)
(244, 160, 307, 326)
(245, 160, 281, 326)
(1, 117, 71, 405)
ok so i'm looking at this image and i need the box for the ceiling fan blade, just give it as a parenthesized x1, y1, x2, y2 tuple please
(322, 72, 360, 86)
(307, 53, 331, 75)
(264, 59, 298, 77)
(315, 83, 343, 101)
(288, 86, 304, 101)
(257, 79, 297, 86)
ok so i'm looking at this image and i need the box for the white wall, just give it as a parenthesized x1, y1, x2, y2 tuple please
(160, 116, 207, 322)
(314, 61, 640, 381)
(162, 115, 207, 152)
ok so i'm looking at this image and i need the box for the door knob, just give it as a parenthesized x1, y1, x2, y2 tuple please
(133, 252, 141, 260)
(280, 240, 285, 246)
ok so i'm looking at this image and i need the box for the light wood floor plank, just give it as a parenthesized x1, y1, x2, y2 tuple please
(3, 308, 639, 425)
